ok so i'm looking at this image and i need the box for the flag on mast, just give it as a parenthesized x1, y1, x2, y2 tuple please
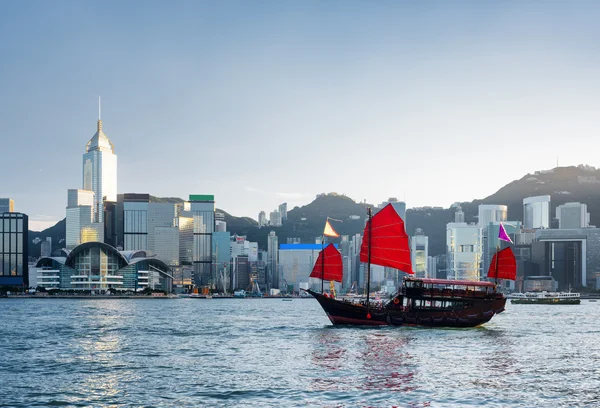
(323, 219, 340, 238)
(498, 223, 513, 244)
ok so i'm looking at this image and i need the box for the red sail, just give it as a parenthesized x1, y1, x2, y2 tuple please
(309, 243, 343, 282)
(360, 204, 414, 274)
(487, 247, 517, 281)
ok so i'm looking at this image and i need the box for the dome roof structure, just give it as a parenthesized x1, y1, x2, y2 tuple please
(86, 120, 115, 153)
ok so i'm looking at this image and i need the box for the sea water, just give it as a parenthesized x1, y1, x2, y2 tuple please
(1, 298, 599, 407)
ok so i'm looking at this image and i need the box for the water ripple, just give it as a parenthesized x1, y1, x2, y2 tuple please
(1, 298, 599, 406)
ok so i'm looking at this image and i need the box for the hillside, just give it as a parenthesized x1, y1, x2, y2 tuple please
(28, 165, 600, 258)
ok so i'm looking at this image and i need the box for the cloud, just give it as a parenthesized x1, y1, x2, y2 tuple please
(244, 186, 264, 193)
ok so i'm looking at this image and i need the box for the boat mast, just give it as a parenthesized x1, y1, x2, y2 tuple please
(321, 227, 325, 294)
(495, 244, 500, 286)
(366, 207, 372, 312)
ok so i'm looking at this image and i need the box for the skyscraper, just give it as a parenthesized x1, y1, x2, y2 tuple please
(267, 231, 278, 289)
(188, 195, 215, 287)
(523, 195, 550, 229)
(83, 100, 117, 223)
(278, 203, 288, 221)
(0, 212, 28, 287)
(0, 198, 14, 213)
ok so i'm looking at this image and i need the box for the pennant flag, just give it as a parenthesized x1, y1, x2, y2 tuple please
(498, 223, 513, 244)
(323, 219, 340, 238)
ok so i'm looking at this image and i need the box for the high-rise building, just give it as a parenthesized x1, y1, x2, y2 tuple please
(279, 203, 288, 221)
(82, 105, 117, 223)
(270, 210, 282, 227)
(478, 205, 507, 227)
(188, 195, 215, 287)
(523, 195, 551, 229)
(411, 229, 429, 278)
(258, 211, 267, 227)
(40, 237, 52, 257)
(212, 231, 231, 291)
(0, 198, 14, 213)
(556, 202, 590, 229)
(0, 212, 28, 287)
(65, 189, 100, 249)
(267, 231, 279, 289)
(122, 194, 150, 250)
(446, 222, 482, 280)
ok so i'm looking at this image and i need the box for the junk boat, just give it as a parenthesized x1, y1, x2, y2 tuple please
(305, 204, 517, 328)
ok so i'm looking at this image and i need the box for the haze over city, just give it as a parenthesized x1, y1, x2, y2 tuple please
(2, 1, 600, 231)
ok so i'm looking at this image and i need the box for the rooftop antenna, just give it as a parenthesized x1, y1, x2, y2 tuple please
(98, 96, 101, 120)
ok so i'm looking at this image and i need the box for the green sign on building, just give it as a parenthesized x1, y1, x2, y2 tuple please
(189, 194, 214, 202)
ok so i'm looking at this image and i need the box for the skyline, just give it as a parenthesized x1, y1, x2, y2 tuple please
(3, 1, 600, 231)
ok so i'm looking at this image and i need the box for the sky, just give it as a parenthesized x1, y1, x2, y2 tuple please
(2, 1, 600, 231)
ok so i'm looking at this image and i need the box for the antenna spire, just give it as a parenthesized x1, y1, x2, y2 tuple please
(97, 96, 102, 132)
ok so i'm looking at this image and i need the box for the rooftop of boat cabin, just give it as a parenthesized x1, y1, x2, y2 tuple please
(406, 278, 496, 288)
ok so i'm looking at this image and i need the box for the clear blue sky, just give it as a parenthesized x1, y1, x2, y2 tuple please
(2, 1, 600, 231)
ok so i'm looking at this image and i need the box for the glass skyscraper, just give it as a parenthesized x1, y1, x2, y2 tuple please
(188, 195, 215, 288)
(0, 213, 28, 287)
(83, 117, 117, 223)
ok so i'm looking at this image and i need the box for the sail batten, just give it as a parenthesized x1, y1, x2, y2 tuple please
(310, 243, 343, 282)
(360, 204, 414, 274)
(487, 247, 517, 281)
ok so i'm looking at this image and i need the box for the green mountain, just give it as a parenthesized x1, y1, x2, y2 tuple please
(28, 165, 600, 258)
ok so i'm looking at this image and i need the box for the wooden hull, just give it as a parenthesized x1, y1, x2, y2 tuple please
(306, 289, 506, 328)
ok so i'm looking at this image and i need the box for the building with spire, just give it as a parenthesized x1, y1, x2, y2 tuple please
(83, 98, 117, 223)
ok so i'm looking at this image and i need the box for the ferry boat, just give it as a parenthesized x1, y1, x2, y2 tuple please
(305, 204, 517, 328)
(510, 291, 580, 305)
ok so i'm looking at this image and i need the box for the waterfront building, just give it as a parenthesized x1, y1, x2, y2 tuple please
(258, 211, 267, 227)
(212, 231, 231, 291)
(556, 202, 590, 229)
(40, 237, 52, 257)
(279, 243, 339, 292)
(0, 198, 14, 213)
(122, 194, 150, 250)
(427, 256, 437, 279)
(481, 221, 521, 276)
(82, 110, 117, 223)
(66, 189, 100, 250)
(523, 195, 551, 229)
(34, 242, 172, 292)
(267, 231, 278, 290)
(446, 222, 482, 281)
(188, 195, 215, 287)
(532, 228, 600, 290)
(278, 203, 288, 221)
(411, 229, 428, 278)
(0, 212, 28, 287)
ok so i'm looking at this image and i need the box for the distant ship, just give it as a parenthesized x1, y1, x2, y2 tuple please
(510, 291, 581, 305)
(305, 204, 516, 327)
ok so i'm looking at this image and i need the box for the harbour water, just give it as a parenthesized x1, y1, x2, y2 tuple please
(1, 298, 600, 407)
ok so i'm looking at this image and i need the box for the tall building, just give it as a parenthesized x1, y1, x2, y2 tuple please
(0, 212, 28, 287)
(378, 198, 406, 222)
(278, 203, 288, 221)
(446, 222, 482, 281)
(0, 198, 14, 213)
(556, 202, 590, 229)
(411, 229, 429, 278)
(270, 210, 282, 227)
(122, 194, 150, 250)
(40, 237, 52, 257)
(188, 195, 215, 287)
(478, 205, 507, 227)
(65, 189, 100, 249)
(82, 105, 117, 223)
(258, 211, 267, 227)
(267, 231, 279, 289)
(212, 231, 231, 291)
(523, 195, 551, 229)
